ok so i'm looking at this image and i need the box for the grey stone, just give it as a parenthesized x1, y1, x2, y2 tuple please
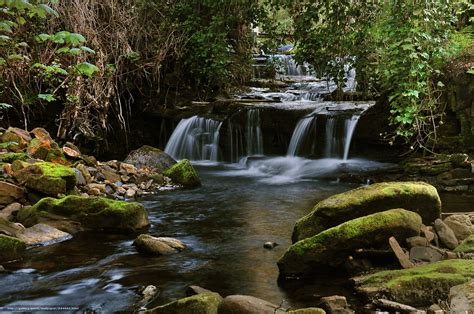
(409, 246, 444, 263)
(186, 285, 216, 297)
(263, 242, 278, 249)
(218, 295, 286, 314)
(133, 234, 186, 255)
(319, 295, 354, 314)
(17, 223, 72, 246)
(443, 215, 473, 241)
(406, 236, 429, 248)
(449, 279, 474, 313)
(434, 218, 459, 249)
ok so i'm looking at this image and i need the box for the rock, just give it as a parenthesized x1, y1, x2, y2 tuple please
(88, 183, 106, 193)
(0, 181, 25, 205)
(0, 217, 24, 236)
(27, 131, 65, 163)
(76, 164, 92, 184)
(427, 304, 444, 314)
(120, 163, 137, 176)
(0, 127, 31, 151)
(389, 236, 414, 269)
(149, 174, 165, 185)
(421, 225, 436, 244)
(164, 159, 201, 188)
(136, 285, 159, 309)
(0, 234, 26, 261)
(449, 153, 470, 168)
(13, 161, 77, 196)
(434, 219, 459, 249)
(263, 242, 278, 249)
(126, 188, 137, 199)
(278, 209, 422, 278)
(73, 168, 86, 186)
(17, 196, 149, 233)
(99, 167, 121, 183)
(186, 285, 216, 297)
(218, 295, 286, 314)
(449, 279, 474, 313)
(0, 202, 22, 220)
(124, 145, 176, 172)
(318, 295, 354, 314)
(355, 259, 474, 307)
(287, 308, 326, 314)
(443, 215, 473, 241)
(142, 292, 222, 314)
(16, 223, 71, 246)
(62, 142, 81, 158)
(406, 236, 429, 248)
(292, 182, 441, 242)
(373, 299, 419, 312)
(409, 246, 444, 263)
(133, 234, 186, 255)
(0, 152, 28, 163)
(454, 234, 474, 253)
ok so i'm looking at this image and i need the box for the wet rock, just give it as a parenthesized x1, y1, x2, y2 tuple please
(13, 161, 77, 196)
(17, 196, 149, 233)
(0, 234, 26, 261)
(443, 215, 473, 241)
(133, 234, 186, 255)
(0, 217, 24, 236)
(406, 236, 429, 248)
(355, 259, 474, 307)
(454, 234, 474, 254)
(186, 285, 216, 297)
(449, 279, 474, 313)
(287, 308, 326, 314)
(124, 145, 176, 172)
(16, 223, 71, 246)
(0, 202, 22, 220)
(434, 219, 458, 249)
(373, 299, 419, 312)
(409, 246, 444, 263)
(136, 285, 159, 309)
(163, 159, 201, 188)
(143, 292, 222, 314)
(292, 182, 441, 242)
(263, 242, 278, 249)
(218, 295, 286, 314)
(0, 181, 25, 205)
(318, 295, 354, 314)
(278, 209, 422, 278)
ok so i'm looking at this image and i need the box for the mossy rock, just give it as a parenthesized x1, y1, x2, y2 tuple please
(454, 234, 474, 253)
(292, 181, 441, 242)
(17, 195, 149, 233)
(13, 161, 76, 196)
(0, 153, 28, 163)
(287, 308, 326, 314)
(0, 127, 31, 152)
(0, 234, 26, 262)
(278, 209, 422, 278)
(27, 138, 66, 163)
(355, 259, 474, 307)
(143, 292, 223, 314)
(124, 145, 176, 172)
(164, 159, 201, 188)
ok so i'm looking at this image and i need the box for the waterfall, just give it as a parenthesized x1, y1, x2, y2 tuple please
(342, 115, 361, 160)
(287, 116, 315, 156)
(324, 116, 337, 158)
(246, 109, 264, 156)
(165, 116, 222, 161)
(271, 55, 307, 76)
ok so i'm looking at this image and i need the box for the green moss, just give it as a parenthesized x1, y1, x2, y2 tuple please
(35, 162, 75, 178)
(164, 159, 201, 188)
(288, 309, 326, 314)
(0, 234, 26, 261)
(0, 153, 28, 163)
(454, 234, 474, 253)
(293, 181, 441, 242)
(143, 292, 222, 314)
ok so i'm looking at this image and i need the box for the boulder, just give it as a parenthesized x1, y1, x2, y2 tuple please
(0, 181, 25, 205)
(0, 202, 22, 220)
(443, 215, 473, 241)
(0, 217, 24, 237)
(318, 295, 353, 314)
(0, 152, 28, 163)
(13, 161, 77, 196)
(287, 308, 326, 314)
(164, 159, 201, 188)
(0, 234, 26, 261)
(16, 223, 71, 246)
(143, 292, 222, 314)
(0, 127, 31, 151)
(409, 246, 444, 263)
(17, 195, 149, 233)
(449, 279, 474, 313)
(292, 182, 441, 242)
(355, 259, 474, 307)
(278, 209, 422, 278)
(133, 234, 186, 255)
(186, 285, 216, 297)
(218, 295, 286, 314)
(27, 130, 66, 163)
(124, 145, 176, 172)
(434, 219, 458, 249)
(454, 234, 474, 253)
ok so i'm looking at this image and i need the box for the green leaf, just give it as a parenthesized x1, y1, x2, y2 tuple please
(38, 94, 56, 102)
(437, 81, 445, 88)
(36, 33, 51, 42)
(467, 69, 474, 75)
(80, 46, 95, 54)
(56, 47, 70, 54)
(38, 4, 59, 18)
(68, 48, 82, 55)
(65, 33, 86, 46)
(0, 102, 12, 109)
(74, 62, 99, 77)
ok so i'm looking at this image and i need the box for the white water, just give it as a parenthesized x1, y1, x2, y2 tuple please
(343, 115, 361, 160)
(165, 116, 222, 161)
(246, 109, 264, 156)
(287, 116, 315, 156)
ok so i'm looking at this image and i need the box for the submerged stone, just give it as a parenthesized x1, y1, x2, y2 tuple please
(17, 195, 149, 233)
(143, 292, 222, 314)
(133, 234, 186, 255)
(292, 181, 441, 242)
(355, 259, 474, 307)
(164, 159, 201, 188)
(279, 209, 422, 278)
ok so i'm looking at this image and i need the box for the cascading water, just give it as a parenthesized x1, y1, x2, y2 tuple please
(245, 109, 264, 156)
(342, 115, 361, 160)
(271, 55, 308, 76)
(165, 116, 222, 161)
(287, 116, 316, 156)
(324, 116, 338, 158)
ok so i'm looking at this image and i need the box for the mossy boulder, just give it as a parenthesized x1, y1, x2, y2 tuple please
(0, 234, 26, 261)
(124, 145, 176, 172)
(355, 259, 474, 307)
(454, 234, 474, 253)
(13, 161, 76, 196)
(278, 209, 422, 278)
(17, 195, 149, 233)
(0, 152, 28, 163)
(0, 127, 31, 152)
(292, 182, 440, 242)
(143, 292, 223, 314)
(164, 159, 201, 188)
(27, 138, 66, 164)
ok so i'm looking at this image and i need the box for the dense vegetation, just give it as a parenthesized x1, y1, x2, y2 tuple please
(1, 0, 472, 154)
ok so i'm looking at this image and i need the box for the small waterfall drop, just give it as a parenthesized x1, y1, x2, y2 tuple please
(342, 115, 361, 160)
(324, 116, 337, 158)
(271, 55, 308, 76)
(165, 116, 222, 161)
(287, 116, 315, 156)
(246, 109, 263, 156)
